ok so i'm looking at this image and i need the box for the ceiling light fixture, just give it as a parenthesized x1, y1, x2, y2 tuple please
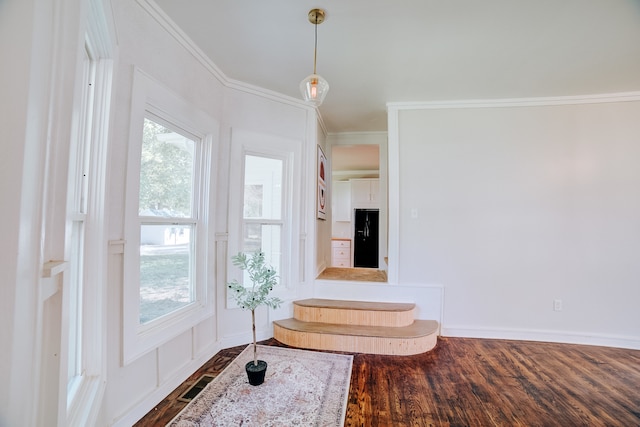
(300, 8, 329, 107)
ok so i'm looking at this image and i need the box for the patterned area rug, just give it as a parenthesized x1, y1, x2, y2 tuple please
(167, 345, 353, 427)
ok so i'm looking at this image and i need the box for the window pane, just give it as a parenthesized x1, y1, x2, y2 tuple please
(139, 118, 194, 218)
(68, 220, 84, 384)
(242, 223, 281, 285)
(244, 155, 282, 220)
(243, 222, 262, 254)
(139, 224, 194, 324)
(241, 154, 284, 288)
(243, 184, 263, 218)
(67, 46, 94, 401)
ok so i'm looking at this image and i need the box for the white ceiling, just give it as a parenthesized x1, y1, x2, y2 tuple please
(153, 0, 640, 133)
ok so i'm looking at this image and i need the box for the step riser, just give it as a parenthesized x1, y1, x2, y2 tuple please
(274, 324, 437, 356)
(294, 305, 415, 327)
(276, 299, 438, 356)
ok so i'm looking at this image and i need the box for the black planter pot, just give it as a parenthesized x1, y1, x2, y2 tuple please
(245, 360, 267, 386)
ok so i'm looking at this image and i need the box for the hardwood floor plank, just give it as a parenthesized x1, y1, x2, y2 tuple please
(135, 337, 640, 427)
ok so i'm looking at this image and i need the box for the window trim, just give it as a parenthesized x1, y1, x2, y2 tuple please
(65, 0, 116, 422)
(227, 129, 302, 307)
(241, 154, 286, 285)
(66, 45, 94, 403)
(122, 69, 217, 364)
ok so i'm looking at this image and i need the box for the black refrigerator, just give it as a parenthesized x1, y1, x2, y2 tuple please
(354, 209, 379, 268)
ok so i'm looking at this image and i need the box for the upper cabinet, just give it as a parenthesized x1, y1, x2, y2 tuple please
(351, 178, 379, 209)
(332, 180, 352, 222)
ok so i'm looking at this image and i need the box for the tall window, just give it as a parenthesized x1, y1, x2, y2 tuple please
(65, 7, 114, 421)
(67, 44, 96, 400)
(138, 117, 198, 324)
(242, 155, 284, 283)
(123, 69, 216, 363)
(227, 129, 302, 302)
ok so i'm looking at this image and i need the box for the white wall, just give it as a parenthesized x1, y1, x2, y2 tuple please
(103, 2, 317, 425)
(315, 128, 331, 275)
(104, 2, 227, 423)
(6, 1, 639, 425)
(390, 97, 640, 348)
(216, 89, 313, 348)
(0, 1, 47, 424)
(1, 0, 89, 424)
(1, 0, 320, 423)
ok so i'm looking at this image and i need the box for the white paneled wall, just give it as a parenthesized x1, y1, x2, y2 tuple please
(8, 0, 640, 425)
(389, 97, 640, 349)
(105, 1, 316, 425)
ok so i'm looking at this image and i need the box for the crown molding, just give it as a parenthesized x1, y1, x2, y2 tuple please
(136, 0, 314, 113)
(326, 130, 388, 137)
(387, 91, 640, 111)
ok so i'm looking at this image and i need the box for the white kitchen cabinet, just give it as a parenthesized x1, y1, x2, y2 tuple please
(331, 239, 352, 267)
(350, 178, 379, 209)
(332, 180, 351, 222)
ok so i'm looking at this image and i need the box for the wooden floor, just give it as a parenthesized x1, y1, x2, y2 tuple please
(317, 267, 388, 282)
(135, 337, 640, 426)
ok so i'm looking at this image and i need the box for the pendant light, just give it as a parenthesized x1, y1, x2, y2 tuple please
(300, 8, 329, 106)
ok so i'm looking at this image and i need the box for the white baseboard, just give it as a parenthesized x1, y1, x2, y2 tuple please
(442, 326, 640, 350)
(111, 341, 221, 427)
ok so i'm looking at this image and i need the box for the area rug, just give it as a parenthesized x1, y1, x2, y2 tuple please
(167, 344, 353, 427)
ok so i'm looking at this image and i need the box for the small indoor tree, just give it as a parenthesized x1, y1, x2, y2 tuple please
(227, 251, 283, 385)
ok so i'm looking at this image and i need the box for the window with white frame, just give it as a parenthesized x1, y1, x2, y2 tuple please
(123, 69, 216, 363)
(227, 130, 302, 301)
(65, 4, 114, 421)
(241, 155, 284, 283)
(67, 43, 96, 403)
(138, 116, 198, 324)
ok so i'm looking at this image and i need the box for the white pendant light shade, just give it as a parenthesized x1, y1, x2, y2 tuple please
(300, 73, 329, 107)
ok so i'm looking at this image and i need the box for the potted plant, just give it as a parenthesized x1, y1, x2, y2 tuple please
(227, 251, 283, 386)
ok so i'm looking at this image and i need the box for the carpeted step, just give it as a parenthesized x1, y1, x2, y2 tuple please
(293, 298, 415, 327)
(273, 318, 439, 356)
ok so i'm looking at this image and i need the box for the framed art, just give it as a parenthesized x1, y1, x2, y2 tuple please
(317, 145, 327, 220)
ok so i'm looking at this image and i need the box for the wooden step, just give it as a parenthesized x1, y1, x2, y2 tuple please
(273, 318, 439, 356)
(293, 298, 415, 327)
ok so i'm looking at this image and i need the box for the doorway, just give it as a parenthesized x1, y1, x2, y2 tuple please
(328, 133, 388, 275)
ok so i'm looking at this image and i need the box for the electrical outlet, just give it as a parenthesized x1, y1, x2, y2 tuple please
(553, 299, 563, 312)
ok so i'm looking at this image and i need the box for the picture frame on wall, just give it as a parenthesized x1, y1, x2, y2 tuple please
(317, 145, 327, 220)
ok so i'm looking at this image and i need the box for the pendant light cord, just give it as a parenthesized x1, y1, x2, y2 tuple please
(313, 19, 318, 74)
